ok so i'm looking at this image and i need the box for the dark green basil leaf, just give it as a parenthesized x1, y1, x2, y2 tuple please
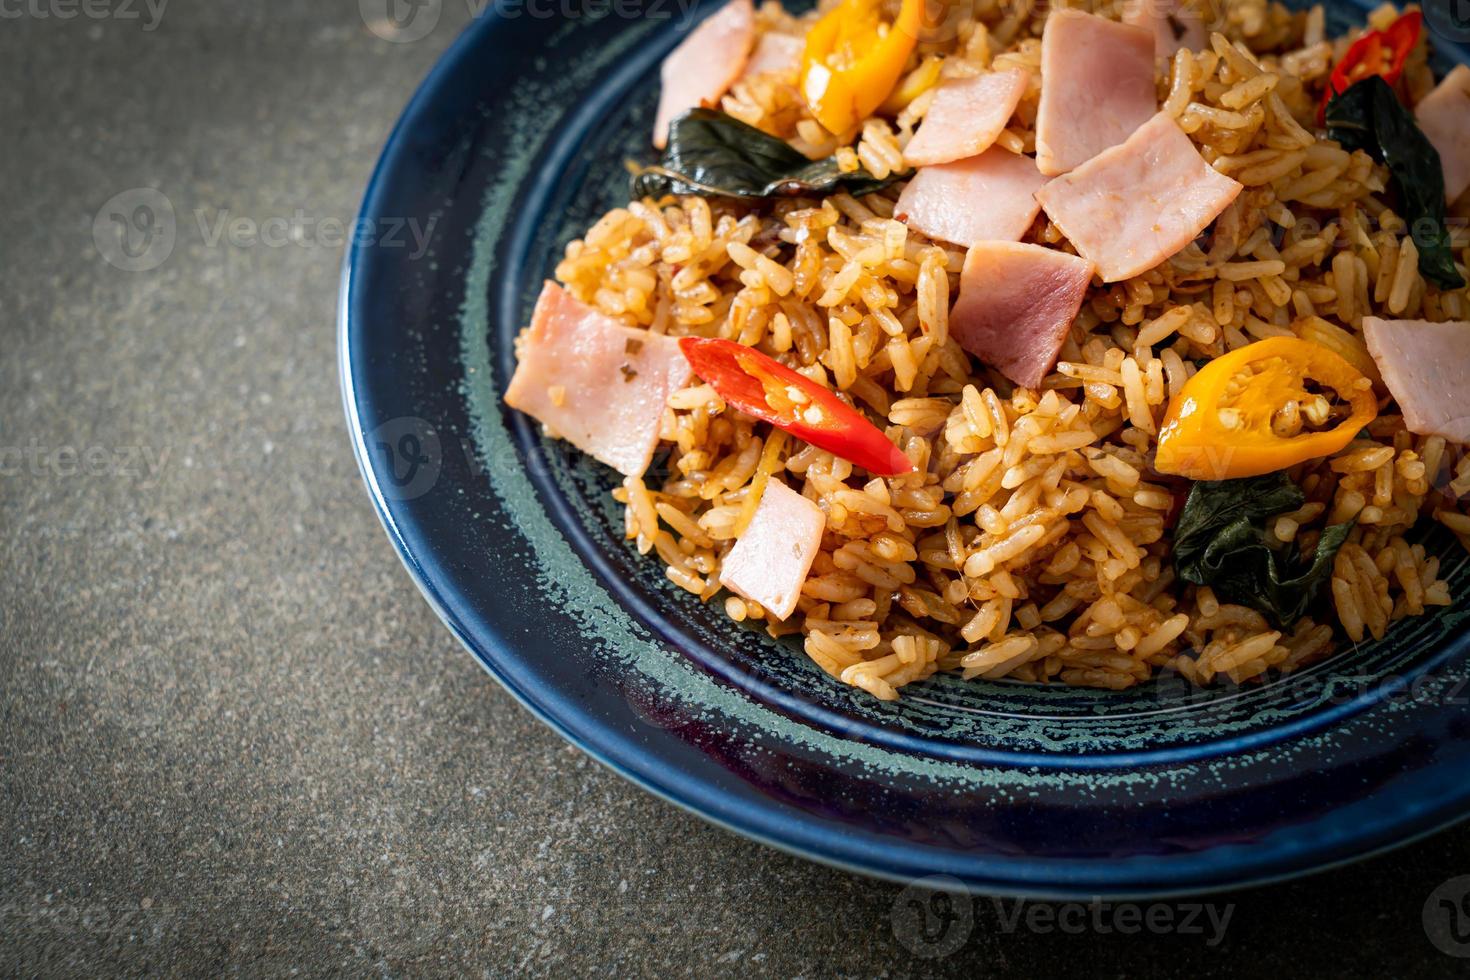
(631, 108, 908, 201)
(1325, 76, 1466, 290)
(1174, 473, 1353, 628)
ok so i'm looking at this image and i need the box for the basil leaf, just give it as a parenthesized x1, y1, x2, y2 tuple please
(631, 108, 908, 201)
(1325, 76, 1466, 290)
(1174, 473, 1353, 628)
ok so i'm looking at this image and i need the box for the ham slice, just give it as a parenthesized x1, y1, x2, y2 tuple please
(1036, 111, 1243, 282)
(741, 31, 804, 80)
(902, 69, 1030, 167)
(505, 281, 692, 477)
(1035, 10, 1157, 176)
(653, 0, 756, 149)
(1415, 64, 1470, 204)
(719, 479, 826, 620)
(949, 241, 1095, 389)
(1362, 317, 1470, 443)
(1122, 0, 1207, 59)
(895, 148, 1047, 248)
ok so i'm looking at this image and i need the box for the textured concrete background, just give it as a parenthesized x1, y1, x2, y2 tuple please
(3, 1, 1470, 975)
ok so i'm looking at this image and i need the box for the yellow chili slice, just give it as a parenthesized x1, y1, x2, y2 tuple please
(1155, 337, 1379, 481)
(800, 0, 924, 135)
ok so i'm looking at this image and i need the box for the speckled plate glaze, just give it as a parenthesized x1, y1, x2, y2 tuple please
(341, 1, 1470, 896)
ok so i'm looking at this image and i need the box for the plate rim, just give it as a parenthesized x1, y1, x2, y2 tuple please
(340, 3, 1470, 899)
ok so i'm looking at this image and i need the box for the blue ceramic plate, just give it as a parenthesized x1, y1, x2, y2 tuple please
(341, 1, 1470, 897)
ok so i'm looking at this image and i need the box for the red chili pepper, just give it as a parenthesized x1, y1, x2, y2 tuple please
(1317, 10, 1421, 124)
(677, 337, 915, 477)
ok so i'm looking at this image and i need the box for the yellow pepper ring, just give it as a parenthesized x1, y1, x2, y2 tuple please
(1155, 336, 1379, 481)
(801, 0, 924, 136)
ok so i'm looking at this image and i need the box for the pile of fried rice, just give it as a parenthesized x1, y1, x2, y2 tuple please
(546, 0, 1470, 698)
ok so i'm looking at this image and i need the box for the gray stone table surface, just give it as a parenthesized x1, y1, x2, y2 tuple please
(3, 1, 1470, 975)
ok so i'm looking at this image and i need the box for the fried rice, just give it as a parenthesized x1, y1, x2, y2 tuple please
(536, 0, 1470, 699)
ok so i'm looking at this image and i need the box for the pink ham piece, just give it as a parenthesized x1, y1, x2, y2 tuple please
(1036, 111, 1243, 282)
(741, 30, 804, 80)
(949, 241, 1095, 389)
(1035, 10, 1157, 176)
(1362, 317, 1470, 443)
(902, 69, 1030, 167)
(505, 281, 692, 477)
(653, 0, 756, 149)
(718, 479, 826, 620)
(1122, 0, 1207, 60)
(895, 148, 1047, 248)
(1415, 64, 1470, 204)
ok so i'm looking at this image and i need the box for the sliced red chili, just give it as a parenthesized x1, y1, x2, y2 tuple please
(677, 337, 915, 477)
(1317, 10, 1421, 124)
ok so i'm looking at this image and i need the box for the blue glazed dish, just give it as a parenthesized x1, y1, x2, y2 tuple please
(340, 1, 1470, 896)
